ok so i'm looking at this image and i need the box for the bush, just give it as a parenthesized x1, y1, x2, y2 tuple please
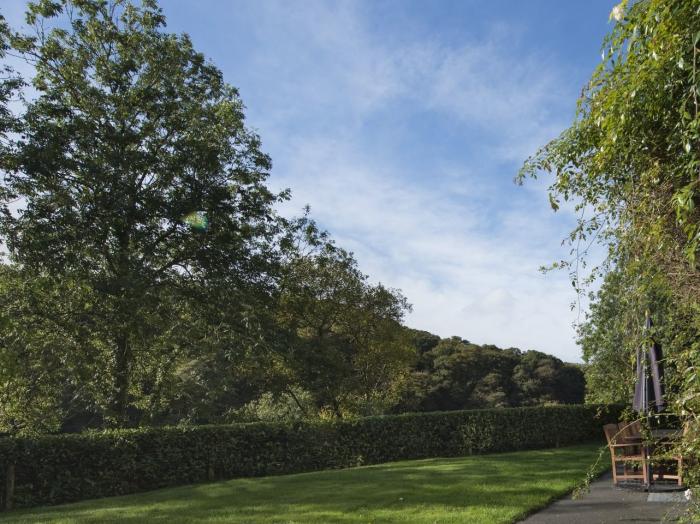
(0, 404, 622, 509)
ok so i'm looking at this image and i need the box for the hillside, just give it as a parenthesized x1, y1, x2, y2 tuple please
(392, 329, 585, 413)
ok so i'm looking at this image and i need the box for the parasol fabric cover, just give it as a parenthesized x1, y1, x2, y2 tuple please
(633, 315, 665, 413)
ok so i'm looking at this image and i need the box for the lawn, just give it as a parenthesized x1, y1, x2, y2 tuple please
(1, 442, 605, 523)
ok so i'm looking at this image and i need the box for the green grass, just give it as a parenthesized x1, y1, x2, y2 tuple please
(1, 442, 606, 523)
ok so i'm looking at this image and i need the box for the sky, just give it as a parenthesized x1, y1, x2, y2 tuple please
(2, 1, 617, 363)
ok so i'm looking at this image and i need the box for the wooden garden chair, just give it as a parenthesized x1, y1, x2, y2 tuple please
(617, 420, 643, 478)
(603, 423, 649, 486)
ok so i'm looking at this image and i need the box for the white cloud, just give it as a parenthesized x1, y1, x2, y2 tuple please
(0, 0, 590, 361)
(240, 1, 587, 361)
(271, 134, 582, 360)
(236, 1, 571, 158)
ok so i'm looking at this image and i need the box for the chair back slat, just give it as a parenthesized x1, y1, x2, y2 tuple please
(618, 420, 641, 440)
(603, 423, 619, 445)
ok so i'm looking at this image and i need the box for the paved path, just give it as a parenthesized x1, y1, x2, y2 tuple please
(520, 473, 687, 523)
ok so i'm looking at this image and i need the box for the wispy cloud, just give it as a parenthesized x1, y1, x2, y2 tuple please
(272, 132, 581, 358)
(1, 0, 593, 361)
(228, 0, 586, 359)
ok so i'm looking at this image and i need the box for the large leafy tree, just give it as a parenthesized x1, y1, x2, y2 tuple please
(0, 0, 286, 428)
(276, 231, 413, 417)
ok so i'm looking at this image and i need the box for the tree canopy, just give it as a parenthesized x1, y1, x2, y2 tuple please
(394, 334, 583, 413)
(1, 0, 293, 428)
(0, 0, 585, 435)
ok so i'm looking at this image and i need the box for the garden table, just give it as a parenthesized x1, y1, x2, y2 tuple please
(616, 428, 683, 489)
(647, 429, 683, 488)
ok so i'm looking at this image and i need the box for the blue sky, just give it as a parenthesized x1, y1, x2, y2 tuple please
(3, 1, 616, 362)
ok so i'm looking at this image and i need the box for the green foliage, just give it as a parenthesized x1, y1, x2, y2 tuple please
(0, 14, 22, 144)
(518, 0, 700, 507)
(229, 388, 318, 423)
(395, 336, 585, 412)
(0, 0, 289, 427)
(0, 404, 621, 509)
(0, 266, 105, 433)
(0, 0, 414, 433)
(1, 0, 416, 425)
(577, 266, 697, 407)
(513, 351, 585, 406)
(518, 0, 700, 290)
(273, 225, 413, 418)
(0, 0, 585, 434)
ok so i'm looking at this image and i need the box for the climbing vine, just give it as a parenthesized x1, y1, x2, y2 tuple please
(519, 0, 700, 508)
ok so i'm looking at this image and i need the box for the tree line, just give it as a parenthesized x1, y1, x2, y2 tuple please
(393, 331, 584, 414)
(228, 331, 585, 425)
(0, 0, 582, 435)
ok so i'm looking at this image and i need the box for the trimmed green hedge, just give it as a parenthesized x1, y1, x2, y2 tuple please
(0, 404, 622, 509)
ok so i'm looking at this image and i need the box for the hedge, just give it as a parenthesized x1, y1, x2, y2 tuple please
(0, 404, 622, 510)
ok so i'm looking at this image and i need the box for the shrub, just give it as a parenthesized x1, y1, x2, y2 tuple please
(0, 404, 622, 509)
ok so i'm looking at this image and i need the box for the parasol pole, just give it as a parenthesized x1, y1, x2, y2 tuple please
(643, 309, 651, 490)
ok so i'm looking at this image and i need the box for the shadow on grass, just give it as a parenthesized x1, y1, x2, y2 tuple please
(3, 443, 604, 524)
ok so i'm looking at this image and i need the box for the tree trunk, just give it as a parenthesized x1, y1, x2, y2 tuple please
(287, 388, 309, 417)
(113, 331, 131, 426)
(331, 398, 342, 419)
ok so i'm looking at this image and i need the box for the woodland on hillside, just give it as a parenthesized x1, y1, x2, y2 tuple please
(0, 0, 583, 435)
